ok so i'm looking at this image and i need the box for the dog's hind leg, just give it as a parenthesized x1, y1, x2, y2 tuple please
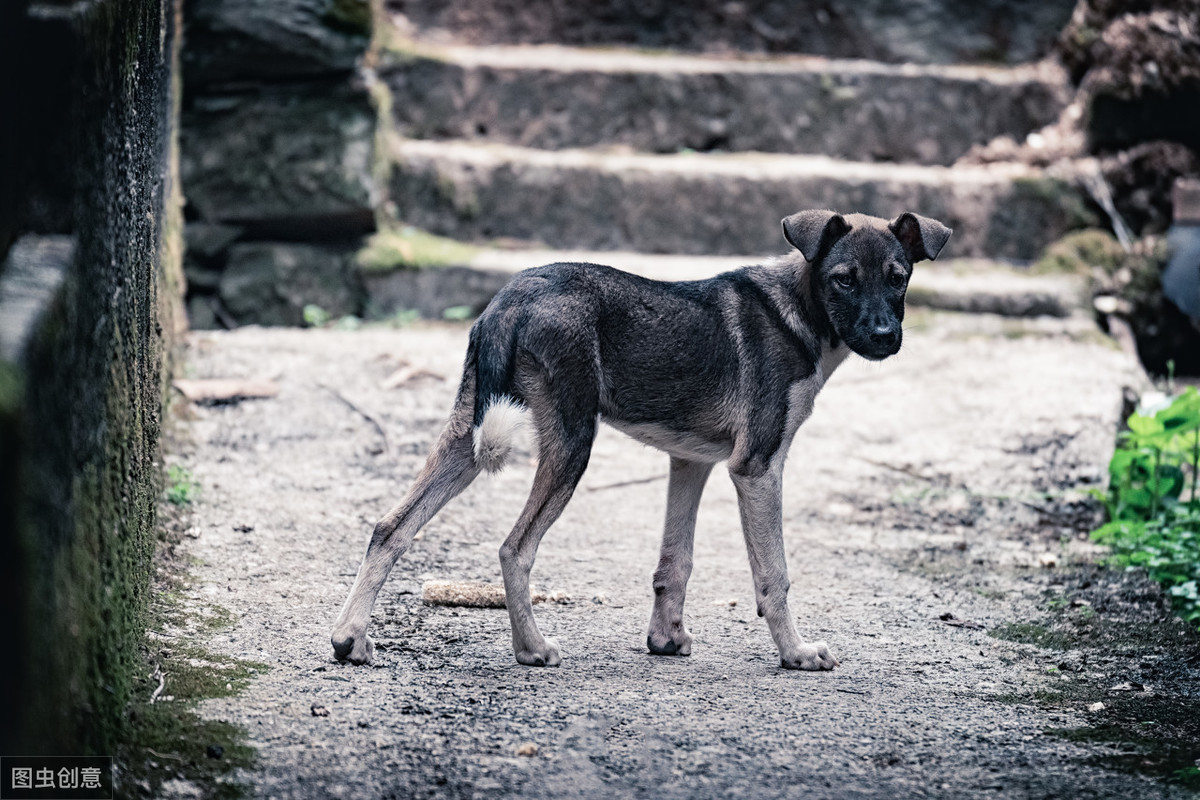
(498, 399, 596, 666)
(647, 457, 714, 656)
(331, 405, 480, 665)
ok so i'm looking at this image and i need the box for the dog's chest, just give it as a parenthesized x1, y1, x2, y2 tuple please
(776, 342, 850, 450)
(602, 343, 850, 464)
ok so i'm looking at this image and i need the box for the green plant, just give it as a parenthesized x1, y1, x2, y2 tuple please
(1092, 387, 1200, 627)
(332, 315, 363, 331)
(165, 465, 199, 506)
(302, 304, 332, 328)
(442, 304, 473, 321)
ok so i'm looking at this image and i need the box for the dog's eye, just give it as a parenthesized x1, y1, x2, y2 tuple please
(888, 271, 907, 288)
(834, 274, 853, 289)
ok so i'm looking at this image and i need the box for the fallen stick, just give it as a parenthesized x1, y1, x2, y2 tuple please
(422, 580, 558, 608)
(381, 364, 445, 390)
(586, 474, 667, 492)
(173, 378, 279, 403)
(318, 383, 391, 456)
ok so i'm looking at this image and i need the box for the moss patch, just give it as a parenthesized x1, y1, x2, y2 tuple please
(989, 621, 1078, 651)
(1012, 176, 1099, 231)
(0, 361, 22, 413)
(987, 571, 1200, 789)
(118, 640, 262, 799)
(113, 494, 267, 798)
(1032, 229, 1127, 276)
(356, 226, 480, 272)
(1047, 704, 1200, 791)
(323, 0, 371, 35)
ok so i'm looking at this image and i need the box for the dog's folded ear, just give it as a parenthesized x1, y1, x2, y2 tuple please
(889, 212, 952, 263)
(781, 210, 851, 263)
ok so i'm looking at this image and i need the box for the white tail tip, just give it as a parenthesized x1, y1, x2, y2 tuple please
(472, 395, 526, 473)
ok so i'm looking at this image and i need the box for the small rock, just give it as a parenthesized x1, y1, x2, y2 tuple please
(160, 778, 203, 798)
(516, 742, 539, 757)
(1037, 553, 1058, 568)
(826, 501, 854, 517)
(1088, 702, 1105, 712)
(311, 704, 330, 717)
(1107, 681, 1148, 693)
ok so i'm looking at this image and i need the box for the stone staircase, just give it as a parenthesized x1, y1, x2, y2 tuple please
(365, 3, 1096, 319)
(178, 0, 1098, 326)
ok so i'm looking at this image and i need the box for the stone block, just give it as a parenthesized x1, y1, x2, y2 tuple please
(184, 0, 370, 86)
(219, 242, 365, 325)
(181, 83, 376, 239)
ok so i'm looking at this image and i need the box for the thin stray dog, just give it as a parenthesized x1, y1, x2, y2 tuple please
(331, 209, 951, 670)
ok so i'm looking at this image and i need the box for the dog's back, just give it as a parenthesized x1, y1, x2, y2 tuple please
(468, 260, 830, 470)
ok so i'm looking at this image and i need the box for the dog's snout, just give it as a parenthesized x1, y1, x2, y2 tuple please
(869, 316, 898, 344)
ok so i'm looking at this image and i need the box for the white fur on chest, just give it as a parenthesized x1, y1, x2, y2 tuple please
(775, 341, 850, 467)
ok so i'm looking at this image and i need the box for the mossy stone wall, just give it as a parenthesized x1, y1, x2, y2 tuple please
(0, 0, 185, 755)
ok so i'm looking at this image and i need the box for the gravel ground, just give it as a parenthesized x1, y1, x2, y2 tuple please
(170, 309, 1197, 799)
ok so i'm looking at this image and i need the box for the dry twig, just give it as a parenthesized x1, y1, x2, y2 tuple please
(319, 383, 391, 456)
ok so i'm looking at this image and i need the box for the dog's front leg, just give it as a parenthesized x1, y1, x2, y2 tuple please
(647, 457, 714, 656)
(729, 465, 839, 671)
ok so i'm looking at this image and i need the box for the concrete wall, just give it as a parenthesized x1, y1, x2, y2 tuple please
(0, 0, 185, 755)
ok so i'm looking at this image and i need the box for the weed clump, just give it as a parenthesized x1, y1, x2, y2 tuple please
(1092, 387, 1200, 627)
(166, 465, 199, 506)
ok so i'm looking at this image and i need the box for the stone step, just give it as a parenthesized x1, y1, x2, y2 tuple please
(386, 138, 1095, 261)
(382, 44, 1067, 166)
(386, 0, 1076, 66)
(363, 243, 1088, 321)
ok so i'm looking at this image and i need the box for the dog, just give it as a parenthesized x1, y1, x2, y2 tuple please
(331, 209, 951, 670)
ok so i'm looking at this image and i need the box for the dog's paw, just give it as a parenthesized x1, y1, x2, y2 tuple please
(515, 637, 561, 667)
(647, 629, 692, 657)
(331, 627, 375, 666)
(780, 641, 839, 671)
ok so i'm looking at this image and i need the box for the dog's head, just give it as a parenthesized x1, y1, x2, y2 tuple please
(782, 209, 952, 361)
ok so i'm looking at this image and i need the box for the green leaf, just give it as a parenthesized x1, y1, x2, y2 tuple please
(1128, 413, 1164, 436)
(442, 305, 473, 321)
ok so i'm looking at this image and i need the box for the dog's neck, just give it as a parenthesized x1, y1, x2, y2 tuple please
(820, 338, 852, 383)
(761, 253, 840, 366)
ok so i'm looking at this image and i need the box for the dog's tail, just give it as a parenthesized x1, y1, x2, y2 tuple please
(469, 319, 527, 473)
(472, 394, 526, 473)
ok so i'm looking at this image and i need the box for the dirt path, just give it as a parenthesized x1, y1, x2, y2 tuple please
(172, 310, 1198, 799)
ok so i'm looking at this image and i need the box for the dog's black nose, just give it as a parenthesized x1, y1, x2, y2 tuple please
(869, 322, 898, 345)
